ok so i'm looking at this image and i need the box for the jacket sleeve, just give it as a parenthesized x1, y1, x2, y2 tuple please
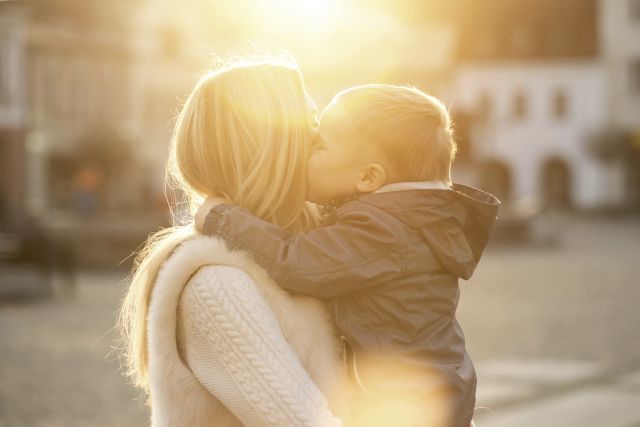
(202, 204, 406, 299)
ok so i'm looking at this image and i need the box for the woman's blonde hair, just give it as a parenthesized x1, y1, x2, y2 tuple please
(117, 58, 318, 394)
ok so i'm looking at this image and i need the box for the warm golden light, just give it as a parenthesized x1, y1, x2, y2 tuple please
(296, 0, 332, 19)
(255, 0, 337, 35)
(261, 0, 332, 19)
(326, 354, 451, 427)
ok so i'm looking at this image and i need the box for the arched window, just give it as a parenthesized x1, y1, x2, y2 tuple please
(541, 157, 572, 209)
(512, 90, 527, 121)
(480, 159, 512, 201)
(0, 42, 9, 106)
(476, 92, 492, 123)
(552, 89, 568, 120)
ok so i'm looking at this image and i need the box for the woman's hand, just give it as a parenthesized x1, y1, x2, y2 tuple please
(194, 197, 229, 232)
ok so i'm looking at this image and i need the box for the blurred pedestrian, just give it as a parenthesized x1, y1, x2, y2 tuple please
(71, 162, 103, 217)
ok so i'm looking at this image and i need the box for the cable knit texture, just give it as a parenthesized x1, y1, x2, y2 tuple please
(147, 235, 345, 427)
(179, 266, 341, 426)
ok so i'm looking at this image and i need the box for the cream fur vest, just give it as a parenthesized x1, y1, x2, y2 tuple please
(147, 235, 343, 427)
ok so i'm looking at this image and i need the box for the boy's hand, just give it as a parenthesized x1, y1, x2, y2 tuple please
(195, 197, 229, 232)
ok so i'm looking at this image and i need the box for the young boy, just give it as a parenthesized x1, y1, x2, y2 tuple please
(196, 84, 499, 427)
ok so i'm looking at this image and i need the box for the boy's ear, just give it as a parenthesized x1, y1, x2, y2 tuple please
(356, 163, 387, 193)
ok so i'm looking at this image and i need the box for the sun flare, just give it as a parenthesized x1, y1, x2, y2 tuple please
(297, 0, 331, 18)
(256, 0, 336, 34)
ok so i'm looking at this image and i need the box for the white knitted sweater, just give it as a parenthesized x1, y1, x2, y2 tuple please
(147, 235, 345, 427)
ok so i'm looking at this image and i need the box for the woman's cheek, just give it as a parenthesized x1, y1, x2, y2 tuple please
(307, 155, 328, 200)
(306, 157, 318, 188)
(308, 153, 321, 175)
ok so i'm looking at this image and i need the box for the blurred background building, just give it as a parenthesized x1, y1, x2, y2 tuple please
(0, 0, 166, 266)
(1, 0, 639, 266)
(451, 0, 640, 210)
(1, 2, 639, 427)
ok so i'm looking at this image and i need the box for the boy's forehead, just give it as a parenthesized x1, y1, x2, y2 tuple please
(318, 105, 366, 152)
(319, 99, 349, 131)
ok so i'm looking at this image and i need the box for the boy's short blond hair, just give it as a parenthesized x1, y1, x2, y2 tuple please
(333, 84, 457, 184)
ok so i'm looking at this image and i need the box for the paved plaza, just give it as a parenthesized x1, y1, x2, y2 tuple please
(461, 214, 640, 427)
(0, 215, 639, 426)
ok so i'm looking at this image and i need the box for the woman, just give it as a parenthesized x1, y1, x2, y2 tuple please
(117, 59, 345, 426)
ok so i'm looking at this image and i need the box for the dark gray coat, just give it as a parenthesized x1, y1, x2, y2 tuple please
(203, 184, 500, 427)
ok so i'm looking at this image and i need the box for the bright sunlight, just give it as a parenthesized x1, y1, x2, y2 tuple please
(255, 0, 337, 35)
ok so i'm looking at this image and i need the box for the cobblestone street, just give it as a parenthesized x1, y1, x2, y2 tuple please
(1, 215, 639, 426)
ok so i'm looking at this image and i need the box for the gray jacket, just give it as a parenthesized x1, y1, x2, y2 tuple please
(203, 183, 500, 427)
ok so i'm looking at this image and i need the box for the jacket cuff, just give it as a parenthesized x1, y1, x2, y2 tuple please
(202, 203, 234, 236)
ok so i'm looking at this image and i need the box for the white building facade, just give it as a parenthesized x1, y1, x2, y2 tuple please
(449, 0, 640, 210)
(451, 62, 624, 208)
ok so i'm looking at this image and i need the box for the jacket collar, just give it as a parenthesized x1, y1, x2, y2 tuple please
(374, 180, 451, 194)
(326, 181, 451, 209)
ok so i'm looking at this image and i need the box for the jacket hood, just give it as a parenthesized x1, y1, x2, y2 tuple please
(359, 183, 500, 280)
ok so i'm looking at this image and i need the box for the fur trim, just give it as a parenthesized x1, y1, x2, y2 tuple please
(147, 235, 343, 427)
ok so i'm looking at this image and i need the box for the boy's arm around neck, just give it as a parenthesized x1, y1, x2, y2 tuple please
(202, 203, 406, 299)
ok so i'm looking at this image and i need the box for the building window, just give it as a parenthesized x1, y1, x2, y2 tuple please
(58, 59, 73, 120)
(541, 157, 572, 208)
(28, 51, 43, 126)
(73, 60, 89, 123)
(512, 90, 527, 121)
(476, 92, 492, 122)
(552, 89, 568, 119)
(480, 160, 512, 201)
(631, 60, 640, 93)
(44, 56, 62, 120)
(0, 44, 9, 106)
(69, 59, 82, 120)
(630, 0, 640, 20)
